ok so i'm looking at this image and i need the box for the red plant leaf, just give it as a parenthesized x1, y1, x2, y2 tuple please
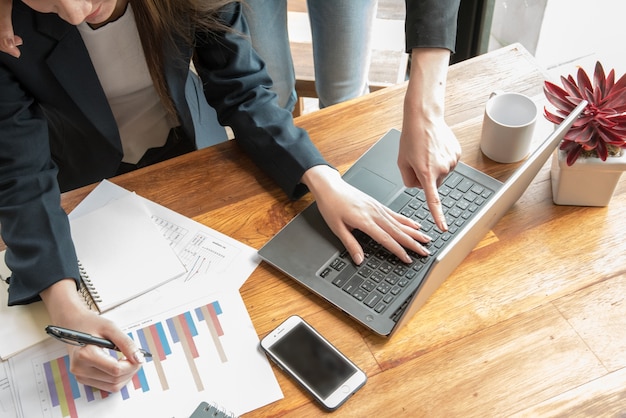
(579, 124, 596, 143)
(544, 84, 576, 111)
(544, 108, 564, 125)
(577, 66, 593, 97)
(545, 62, 626, 163)
(605, 113, 626, 124)
(594, 85, 603, 104)
(575, 114, 595, 126)
(582, 87, 596, 104)
(544, 81, 571, 101)
(611, 104, 626, 113)
(605, 68, 616, 94)
(598, 126, 626, 145)
(600, 87, 626, 109)
(566, 144, 583, 166)
(593, 61, 607, 98)
(559, 75, 583, 99)
(613, 71, 626, 91)
(595, 139, 608, 160)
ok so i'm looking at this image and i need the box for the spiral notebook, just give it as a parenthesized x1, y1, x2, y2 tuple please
(70, 193, 187, 313)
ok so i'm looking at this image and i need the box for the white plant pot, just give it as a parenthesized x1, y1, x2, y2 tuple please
(550, 149, 626, 206)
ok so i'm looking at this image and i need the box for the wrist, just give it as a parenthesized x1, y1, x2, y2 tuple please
(405, 48, 450, 119)
(300, 165, 340, 195)
(40, 278, 92, 325)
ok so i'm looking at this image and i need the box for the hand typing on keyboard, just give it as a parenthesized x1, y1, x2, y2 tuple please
(318, 169, 494, 317)
(301, 165, 433, 266)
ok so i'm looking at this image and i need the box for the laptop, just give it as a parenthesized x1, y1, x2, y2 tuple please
(259, 101, 586, 337)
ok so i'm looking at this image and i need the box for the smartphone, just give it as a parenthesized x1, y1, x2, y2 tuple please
(260, 315, 367, 411)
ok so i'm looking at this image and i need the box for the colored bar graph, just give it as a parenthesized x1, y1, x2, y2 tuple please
(197, 302, 227, 363)
(43, 356, 79, 418)
(84, 385, 95, 402)
(40, 299, 228, 417)
(43, 361, 60, 409)
(140, 325, 169, 391)
(170, 314, 203, 391)
(131, 366, 150, 393)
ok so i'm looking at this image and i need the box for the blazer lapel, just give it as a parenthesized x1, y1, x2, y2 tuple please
(163, 38, 195, 140)
(35, 13, 121, 146)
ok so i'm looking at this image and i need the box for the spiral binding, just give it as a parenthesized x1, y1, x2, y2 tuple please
(190, 401, 238, 418)
(77, 261, 102, 312)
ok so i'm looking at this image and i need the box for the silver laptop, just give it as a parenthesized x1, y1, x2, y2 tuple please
(259, 101, 586, 337)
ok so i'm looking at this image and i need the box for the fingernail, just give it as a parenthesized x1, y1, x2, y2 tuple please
(354, 253, 364, 265)
(2, 38, 20, 58)
(133, 350, 146, 364)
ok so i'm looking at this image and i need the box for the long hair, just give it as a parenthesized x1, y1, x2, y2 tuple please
(130, 0, 235, 120)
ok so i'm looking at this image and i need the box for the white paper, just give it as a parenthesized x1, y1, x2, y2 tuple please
(0, 362, 17, 418)
(0, 180, 260, 358)
(70, 193, 187, 312)
(0, 254, 52, 360)
(7, 291, 282, 417)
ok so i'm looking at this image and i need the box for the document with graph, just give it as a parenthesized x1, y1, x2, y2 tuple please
(0, 180, 261, 359)
(6, 291, 282, 417)
(69, 180, 260, 293)
(0, 362, 16, 418)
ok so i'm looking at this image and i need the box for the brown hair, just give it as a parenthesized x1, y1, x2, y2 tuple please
(130, 0, 235, 120)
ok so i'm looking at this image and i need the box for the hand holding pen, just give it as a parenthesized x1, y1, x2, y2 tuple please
(40, 278, 145, 393)
(46, 325, 152, 358)
(45, 323, 147, 392)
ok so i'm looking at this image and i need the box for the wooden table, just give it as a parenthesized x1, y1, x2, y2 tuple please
(51, 44, 626, 416)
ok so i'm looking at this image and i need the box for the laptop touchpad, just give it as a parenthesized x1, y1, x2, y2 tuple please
(344, 168, 397, 203)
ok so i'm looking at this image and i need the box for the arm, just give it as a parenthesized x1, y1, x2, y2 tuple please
(399, 47, 461, 231)
(0, 0, 21, 57)
(401, 0, 461, 231)
(41, 280, 144, 392)
(193, 3, 430, 263)
(0, 12, 140, 391)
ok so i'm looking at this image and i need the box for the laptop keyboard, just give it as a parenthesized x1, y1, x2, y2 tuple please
(318, 170, 495, 322)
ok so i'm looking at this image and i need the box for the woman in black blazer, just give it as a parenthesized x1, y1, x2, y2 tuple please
(0, 0, 433, 391)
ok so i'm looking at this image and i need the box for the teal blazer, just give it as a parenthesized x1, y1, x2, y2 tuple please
(0, 2, 326, 304)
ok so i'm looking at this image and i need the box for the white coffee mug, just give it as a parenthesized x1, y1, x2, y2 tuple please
(480, 91, 538, 163)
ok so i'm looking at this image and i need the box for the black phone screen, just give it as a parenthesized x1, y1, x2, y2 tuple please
(270, 322, 356, 399)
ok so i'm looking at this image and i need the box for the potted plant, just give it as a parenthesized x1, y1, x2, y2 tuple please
(544, 61, 626, 206)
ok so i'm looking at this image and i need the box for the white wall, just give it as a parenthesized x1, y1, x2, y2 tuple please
(490, 0, 548, 55)
(490, 0, 626, 76)
(537, 0, 626, 73)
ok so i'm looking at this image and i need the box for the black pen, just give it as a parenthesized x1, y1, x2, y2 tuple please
(45, 325, 152, 358)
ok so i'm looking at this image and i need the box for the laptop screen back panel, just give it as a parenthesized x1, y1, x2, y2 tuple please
(391, 100, 587, 335)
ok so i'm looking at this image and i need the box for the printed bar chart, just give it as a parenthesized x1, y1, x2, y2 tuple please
(40, 301, 226, 418)
(11, 291, 281, 418)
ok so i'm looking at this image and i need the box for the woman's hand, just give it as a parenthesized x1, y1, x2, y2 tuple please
(399, 48, 462, 232)
(301, 165, 432, 266)
(40, 279, 144, 392)
(398, 111, 461, 231)
(0, 0, 21, 58)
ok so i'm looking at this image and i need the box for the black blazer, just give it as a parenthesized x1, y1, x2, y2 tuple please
(0, 2, 326, 304)
(405, 0, 460, 53)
